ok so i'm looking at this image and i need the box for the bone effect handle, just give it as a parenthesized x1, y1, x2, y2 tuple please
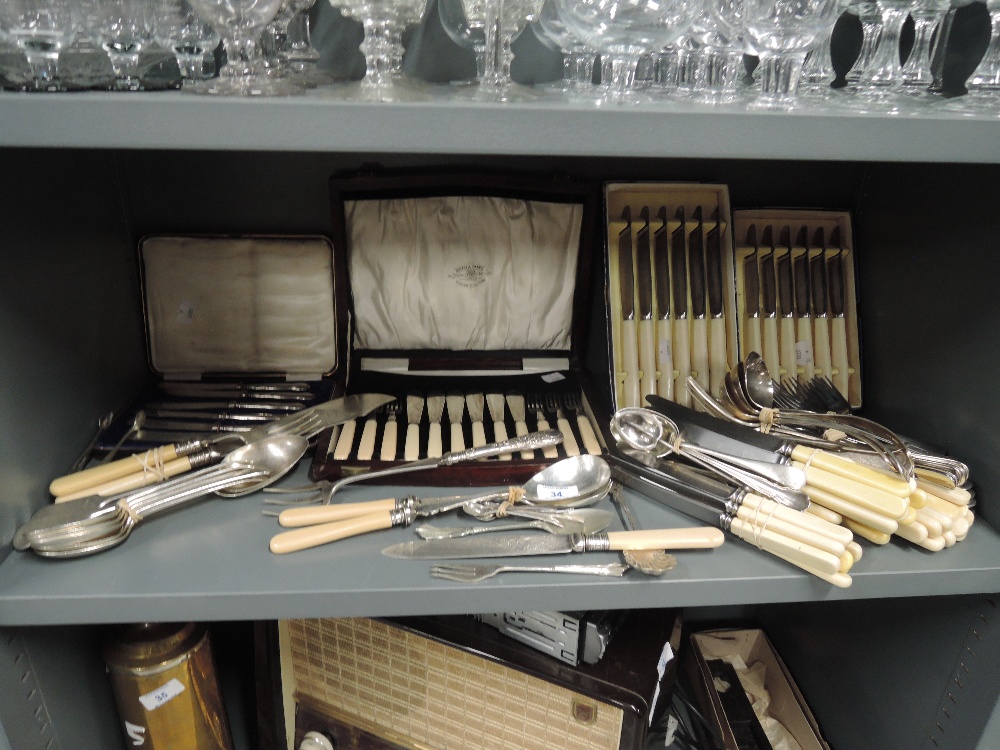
(734, 505, 847, 560)
(813, 316, 833, 382)
(380, 420, 398, 461)
(404, 423, 421, 461)
(793, 459, 910, 520)
(778, 316, 796, 381)
(740, 492, 855, 545)
(830, 315, 851, 400)
(745, 317, 763, 374)
(621, 318, 640, 408)
(709, 315, 728, 399)
(535, 415, 559, 459)
(672, 317, 691, 407)
(55, 454, 195, 502)
(655, 319, 674, 400)
(333, 420, 357, 461)
(556, 416, 580, 457)
(605, 527, 724, 550)
(796, 317, 814, 382)
(638, 318, 657, 402)
(49, 443, 184, 497)
(492, 421, 511, 461)
(514, 419, 534, 460)
(801, 484, 898, 536)
(270, 512, 394, 554)
(790, 446, 913, 499)
(450, 422, 465, 452)
(278, 498, 398, 527)
(427, 423, 443, 459)
(729, 517, 842, 577)
(576, 415, 602, 456)
(690, 316, 710, 392)
(356, 417, 378, 461)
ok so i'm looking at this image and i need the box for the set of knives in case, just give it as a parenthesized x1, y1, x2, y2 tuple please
(606, 183, 739, 411)
(734, 210, 862, 406)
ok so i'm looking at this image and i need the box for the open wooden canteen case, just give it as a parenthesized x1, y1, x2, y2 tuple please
(2, 5, 1000, 750)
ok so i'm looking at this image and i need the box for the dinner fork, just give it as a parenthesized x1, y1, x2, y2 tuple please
(562, 393, 603, 455)
(544, 395, 580, 456)
(430, 562, 630, 582)
(526, 395, 559, 458)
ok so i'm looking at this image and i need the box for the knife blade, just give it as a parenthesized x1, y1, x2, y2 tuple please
(653, 206, 674, 400)
(760, 228, 781, 382)
(636, 206, 657, 400)
(827, 228, 851, 400)
(158, 382, 312, 401)
(145, 409, 274, 422)
(705, 207, 727, 398)
(143, 400, 303, 412)
(618, 206, 640, 408)
(793, 227, 814, 383)
(775, 228, 797, 383)
(671, 206, 691, 406)
(742, 226, 763, 363)
(810, 228, 833, 383)
(688, 206, 710, 394)
(381, 526, 724, 559)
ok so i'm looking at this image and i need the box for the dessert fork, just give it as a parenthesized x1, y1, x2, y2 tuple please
(544, 395, 580, 456)
(430, 562, 630, 583)
(562, 393, 603, 455)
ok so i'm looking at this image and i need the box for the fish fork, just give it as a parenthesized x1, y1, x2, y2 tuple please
(430, 562, 630, 582)
(526, 395, 559, 459)
(562, 393, 603, 455)
(544, 395, 580, 456)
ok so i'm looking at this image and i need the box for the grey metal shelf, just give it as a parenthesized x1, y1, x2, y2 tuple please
(1, 464, 996, 627)
(2, 89, 1000, 162)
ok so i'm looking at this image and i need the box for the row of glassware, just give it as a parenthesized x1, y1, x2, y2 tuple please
(1, 0, 998, 112)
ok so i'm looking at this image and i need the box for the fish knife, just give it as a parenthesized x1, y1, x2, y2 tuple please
(381, 526, 724, 559)
(653, 206, 674, 400)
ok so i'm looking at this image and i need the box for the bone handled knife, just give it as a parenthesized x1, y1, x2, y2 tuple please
(706, 207, 728, 399)
(426, 392, 445, 459)
(688, 205, 710, 396)
(810, 227, 833, 383)
(486, 393, 511, 460)
(827, 229, 852, 400)
(775, 227, 797, 383)
(466, 393, 487, 448)
(653, 206, 674, 400)
(355, 407, 381, 461)
(446, 392, 466, 452)
(793, 226, 815, 383)
(761, 226, 782, 381)
(742, 226, 763, 363)
(506, 393, 535, 459)
(618, 206, 640, 408)
(636, 207, 657, 401)
(404, 393, 424, 461)
(671, 205, 691, 406)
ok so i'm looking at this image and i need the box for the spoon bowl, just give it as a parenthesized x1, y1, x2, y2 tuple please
(519, 454, 613, 508)
(215, 434, 309, 497)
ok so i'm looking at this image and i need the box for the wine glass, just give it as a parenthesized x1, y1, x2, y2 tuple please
(741, 0, 847, 109)
(555, 0, 702, 104)
(441, 0, 546, 101)
(187, 0, 301, 94)
(154, 0, 221, 81)
(842, 0, 881, 88)
(324, 0, 429, 101)
(89, 0, 157, 90)
(438, 0, 489, 84)
(531, 0, 598, 97)
(0, 0, 77, 91)
(687, 0, 750, 103)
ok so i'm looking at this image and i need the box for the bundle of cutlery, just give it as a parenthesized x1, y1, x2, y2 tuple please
(734, 210, 862, 406)
(606, 184, 738, 412)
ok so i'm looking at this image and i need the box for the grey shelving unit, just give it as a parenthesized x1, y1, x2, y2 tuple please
(2, 27, 1000, 750)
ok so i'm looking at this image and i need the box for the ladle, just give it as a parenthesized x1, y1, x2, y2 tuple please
(268, 455, 613, 554)
(415, 507, 614, 539)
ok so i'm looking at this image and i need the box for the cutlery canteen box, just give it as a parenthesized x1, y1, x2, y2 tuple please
(603, 182, 739, 414)
(685, 628, 831, 750)
(732, 209, 862, 407)
(255, 610, 683, 750)
(310, 167, 608, 486)
(96, 234, 343, 456)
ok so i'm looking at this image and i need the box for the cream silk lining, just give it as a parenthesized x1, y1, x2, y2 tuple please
(347, 196, 582, 352)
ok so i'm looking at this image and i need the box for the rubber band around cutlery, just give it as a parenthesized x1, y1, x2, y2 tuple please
(745, 502, 780, 548)
(117, 497, 143, 523)
(823, 428, 848, 442)
(494, 487, 526, 517)
(135, 449, 168, 481)
(758, 407, 777, 433)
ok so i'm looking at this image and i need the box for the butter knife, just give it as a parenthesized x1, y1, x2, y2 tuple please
(742, 226, 763, 362)
(671, 206, 691, 406)
(636, 206, 657, 400)
(653, 206, 674, 400)
(688, 206, 710, 394)
(827, 228, 851, 399)
(618, 206, 640, 407)
(811, 227, 833, 383)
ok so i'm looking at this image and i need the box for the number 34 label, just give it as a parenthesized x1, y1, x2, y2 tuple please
(138, 677, 186, 711)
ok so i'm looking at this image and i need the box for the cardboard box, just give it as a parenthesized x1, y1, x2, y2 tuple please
(687, 628, 831, 750)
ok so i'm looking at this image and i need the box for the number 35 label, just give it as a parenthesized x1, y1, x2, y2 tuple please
(138, 678, 186, 711)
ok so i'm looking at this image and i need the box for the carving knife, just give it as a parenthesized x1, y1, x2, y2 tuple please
(618, 206, 640, 408)
(653, 206, 674, 400)
(827, 228, 851, 399)
(635, 207, 657, 401)
(49, 393, 395, 498)
(793, 227, 814, 383)
(742, 226, 763, 363)
(760, 227, 781, 381)
(811, 228, 833, 383)
(705, 207, 728, 398)
(381, 525, 724, 559)
(775, 229, 797, 383)
(671, 206, 691, 406)
(688, 206, 710, 395)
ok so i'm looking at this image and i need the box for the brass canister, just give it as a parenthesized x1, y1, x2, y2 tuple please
(102, 622, 234, 750)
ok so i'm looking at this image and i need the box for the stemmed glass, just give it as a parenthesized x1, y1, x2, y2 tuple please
(531, 0, 597, 97)
(943, 0, 1000, 115)
(0, 0, 77, 91)
(155, 0, 221, 81)
(439, 0, 488, 84)
(89, 0, 157, 90)
(842, 0, 881, 89)
(899, 0, 952, 94)
(186, 0, 301, 94)
(554, 0, 702, 105)
(741, 0, 847, 110)
(262, 0, 338, 85)
(441, 0, 546, 101)
(325, 0, 429, 101)
(687, 0, 750, 103)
